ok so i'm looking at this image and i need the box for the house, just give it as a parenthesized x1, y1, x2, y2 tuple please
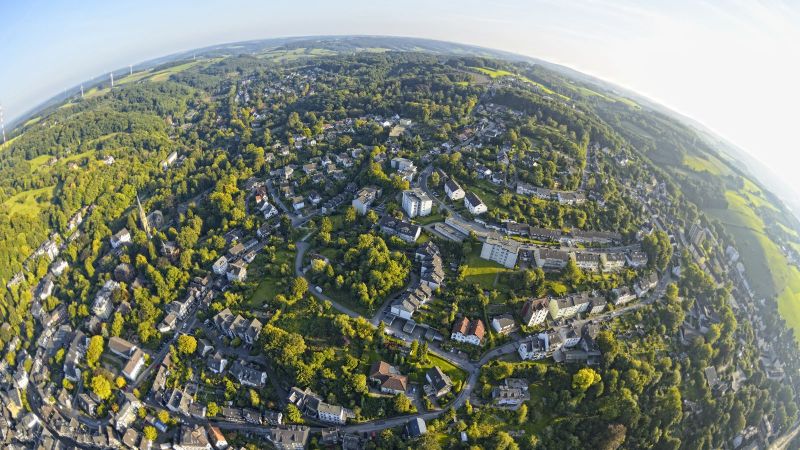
(352, 186, 381, 215)
(379, 215, 421, 243)
(261, 202, 279, 219)
(267, 426, 310, 450)
(212, 256, 229, 276)
(308, 191, 322, 206)
(63, 331, 86, 382)
(122, 349, 146, 381)
(291, 196, 305, 211)
(464, 192, 487, 215)
(534, 248, 570, 270)
(492, 378, 530, 408)
(229, 361, 267, 388)
(317, 402, 347, 425)
(37, 276, 55, 300)
(635, 272, 659, 297)
(115, 394, 141, 432)
(425, 366, 453, 398)
(207, 426, 228, 450)
(572, 252, 602, 272)
(517, 333, 548, 361)
(111, 228, 131, 249)
(122, 428, 140, 449)
(174, 424, 211, 450)
(158, 312, 178, 333)
(612, 287, 637, 305)
(491, 314, 517, 335)
(207, 351, 228, 374)
(480, 237, 520, 269)
(92, 279, 120, 319)
(212, 308, 263, 344)
(521, 297, 549, 327)
(78, 393, 98, 415)
(548, 292, 593, 320)
(226, 261, 248, 282)
(451, 317, 485, 346)
(51, 259, 69, 276)
(444, 178, 465, 201)
(602, 253, 627, 271)
(161, 151, 178, 170)
(391, 157, 416, 171)
(626, 251, 649, 268)
(588, 298, 608, 315)
(108, 337, 138, 359)
(389, 283, 432, 319)
(406, 417, 427, 438)
(368, 361, 408, 395)
(401, 189, 432, 218)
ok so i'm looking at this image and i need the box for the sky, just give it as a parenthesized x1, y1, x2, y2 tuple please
(2, 0, 800, 199)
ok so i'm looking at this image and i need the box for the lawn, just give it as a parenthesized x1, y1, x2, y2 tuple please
(708, 190, 800, 343)
(148, 60, 202, 82)
(245, 248, 295, 308)
(411, 353, 467, 386)
(3, 186, 55, 217)
(463, 247, 512, 289)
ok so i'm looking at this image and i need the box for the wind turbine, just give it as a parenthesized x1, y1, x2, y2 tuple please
(0, 103, 6, 144)
(129, 65, 133, 75)
(80, 84, 84, 98)
(110, 71, 114, 88)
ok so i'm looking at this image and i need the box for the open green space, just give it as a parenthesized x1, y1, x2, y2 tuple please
(245, 247, 296, 308)
(3, 186, 55, 217)
(470, 66, 569, 100)
(683, 154, 732, 176)
(708, 190, 800, 343)
(463, 247, 512, 289)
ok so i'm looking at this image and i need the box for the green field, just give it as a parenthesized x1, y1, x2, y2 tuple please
(3, 186, 55, 217)
(470, 66, 569, 100)
(683, 154, 732, 176)
(708, 190, 800, 343)
(246, 248, 295, 308)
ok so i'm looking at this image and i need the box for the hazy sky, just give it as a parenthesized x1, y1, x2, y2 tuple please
(2, 0, 799, 196)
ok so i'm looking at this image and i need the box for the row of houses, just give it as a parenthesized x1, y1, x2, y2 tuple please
(516, 182, 587, 205)
(287, 387, 353, 425)
(520, 292, 607, 326)
(517, 323, 602, 365)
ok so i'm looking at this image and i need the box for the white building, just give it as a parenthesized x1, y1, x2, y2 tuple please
(402, 189, 432, 218)
(520, 297, 549, 327)
(110, 228, 131, 249)
(212, 256, 229, 275)
(480, 237, 520, 269)
(444, 178, 465, 201)
(464, 192, 487, 216)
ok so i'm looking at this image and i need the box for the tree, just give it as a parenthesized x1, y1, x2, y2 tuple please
(517, 403, 528, 424)
(115, 376, 126, 389)
(345, 206, 357, 223)
(492, 431, 519, 450)
(176, 334, 197, 355)
(286, 404, 303, 423)
(86, 335, 104, 368)
(598, 423, 627, 450)
(111, 312, 124, 337)
(393, 393, 412, 413)
(430, 171, 441, 187)
(572, 367, 601, 392)
(290, 276, 308, 302)
(249, 389, 260, 407)
(207, 402, 219, 417)
(91, 375, 112, 400)
(351, 373, 368, 395)
(143, 426, 158, 442)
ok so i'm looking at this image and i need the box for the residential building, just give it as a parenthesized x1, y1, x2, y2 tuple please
(110, 228, 131, 249)
(92, 279, 120, 319)
(213, 308, 263, 344)
(625, 252, 648, 268)
(548, 292, 593, 320)
(230, 361, 267, 388)
(174, 424, 211, 450)
(491, 314, 517, 335)
(444, 178, 465, 201)
(492, 378, 530, 408)
(207, 426, 228, 450)
(612, 287, 637, 305)
(212, 256, 229, 276)
(368, 361, 408, 395)
(401, 188, 432, 218)
(122, 349, 146, 381)
(108, 337, 138, 359)
(451, 317, 485, 346)
(517, 333, 548, 361)
(352, 186, 381, 215)
(534, 248, 570, 270)
(379, 215, 421, 243)
(207, 352, 228, 374)
(464, 192, 487, 215)
(226, 261, 247, 282)
(267, 426, 309, 450)
(603, 253, 627, 271)
(521, 297, 549, 327)
(573, 252, 602, 271)
(480, 237, 520, 269)
(406, 418, 427, 438)
(425, 367, 453, 398)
